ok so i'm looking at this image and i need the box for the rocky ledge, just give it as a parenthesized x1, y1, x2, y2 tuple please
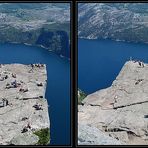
(78, 60, 148, 145)
(0, 64, 50, 145)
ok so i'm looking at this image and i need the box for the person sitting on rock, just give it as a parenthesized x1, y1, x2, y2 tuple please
(28, 64, 34, 73)
(12, 73, 16, 78)
(19, 88, 28, 93)
(33, 104, 43, 110)
(21, 126, 28, 133)
(36, 105, 43, 110)
(41, 64, 44, 67)
(0, 77, 5, 81)
(37, 82, 43, 87)
(138, 60, 145, 67)
(11, 80, 17, 88)
(5, 83, 11, 89)
(2, 98, 8, 107)
(21, 117, 28, 121)
(4, 75, 8, 79)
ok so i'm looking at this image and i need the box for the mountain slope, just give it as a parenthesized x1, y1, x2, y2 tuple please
(78, 3, 148, 43)
(0, 3, 70, 57)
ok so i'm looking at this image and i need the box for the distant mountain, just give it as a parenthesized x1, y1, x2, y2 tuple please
(0, 3, 70, 57)
(78, 3, 148, 43)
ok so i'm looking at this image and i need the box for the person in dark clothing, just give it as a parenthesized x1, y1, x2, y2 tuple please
(138, 61, 141, 66)
(21, 127, 28, 133)
(4, 75, 8, 79)
(33, 104, 43, 110)
(27, 122, 31, 129)
(5, 99, 8, 106)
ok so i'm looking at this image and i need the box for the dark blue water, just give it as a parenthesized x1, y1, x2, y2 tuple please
(0, 43, 70, 145)
(78, 38, 148, 94)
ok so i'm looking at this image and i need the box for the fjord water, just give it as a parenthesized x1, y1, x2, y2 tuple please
(0, 43, 70, 145)
(78, 38, 148, 94)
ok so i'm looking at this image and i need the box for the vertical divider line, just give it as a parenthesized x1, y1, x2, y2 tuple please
(71, 0, 77, 147)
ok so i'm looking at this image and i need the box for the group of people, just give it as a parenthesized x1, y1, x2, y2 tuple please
(33, 103, 43, 111)
(5, 79, 29, 93)
(6, 80, 21, 89)
(0, 72, 17, 82)
(130, 58, 145, 67)
(0, 74, 8, 81)
(135, 79, 144, 85)
(30, 63, 45, 69)
(29, 63, 44, 73)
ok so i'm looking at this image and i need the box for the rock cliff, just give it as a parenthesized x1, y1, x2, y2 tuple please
(0, 3, 70, 58)
(0, 64, 50, 145)
(78, 60, 148, 145)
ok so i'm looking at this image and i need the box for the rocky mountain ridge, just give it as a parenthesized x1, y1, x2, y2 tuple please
(78, 3, 148, 44)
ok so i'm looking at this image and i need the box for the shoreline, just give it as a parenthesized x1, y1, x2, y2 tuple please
(78, 36, 148, 45)
(0, 41, 70, 61)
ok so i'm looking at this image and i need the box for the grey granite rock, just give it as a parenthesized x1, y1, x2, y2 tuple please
(0, 64, 50, 145)
(78, 61, 148, 145)
(10, 132, 39, 145)
(78, 124, 124, 145)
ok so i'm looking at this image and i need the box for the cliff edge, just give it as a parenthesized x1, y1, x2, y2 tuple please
(78, 60, 148, 145)
(0, 64, 50, 145)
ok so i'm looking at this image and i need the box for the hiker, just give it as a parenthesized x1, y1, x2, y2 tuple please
(21, 117, 28, 121)
(11, 80, 17, 88)
(2, 98, 8, 107)
(138, 61, 141, 66)
(5, 99, 8, 106)
(0, 77, 4, 81)
(41, 64, 44, 67)
(135, 79, 143, 85)
(31, 64, 34, 68)
(4, 75, 8, 79)
(133, 59, 137, 63)
(138, 60, 144, 67)
(114, 95, 118, 103)
(0, 100, 4, 107)
(33, 104, 43, 110)
(37, 82, 43, 87)
(28, 64, 34, 73)
(19, 88, 28, 93)
(27, 122, 31, 129)
(5, 83, 10, 89)
(21, 127, 28, 133)
(11, 80, 21, 88)
(12, 73, 16, 78)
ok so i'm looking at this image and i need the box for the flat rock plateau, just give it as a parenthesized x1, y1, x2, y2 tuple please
(0, 64, 49, 145)
(78, 60, 148, 145)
